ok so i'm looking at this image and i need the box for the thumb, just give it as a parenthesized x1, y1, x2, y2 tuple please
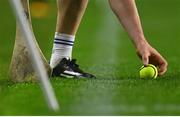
(142, 55, 149, 66)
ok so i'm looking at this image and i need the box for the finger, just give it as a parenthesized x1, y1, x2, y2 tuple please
(158, 58, 168, 75)
(159, 67, 167, 76)
(158, 61, 168, 76)
(142, 55, 149, 66)
(150, 50, 167, 75)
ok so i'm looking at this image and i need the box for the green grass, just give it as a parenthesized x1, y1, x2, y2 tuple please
(1, 0, 180, 115)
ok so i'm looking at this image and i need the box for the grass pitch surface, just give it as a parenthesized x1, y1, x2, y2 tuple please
(0, 0, 180, 115)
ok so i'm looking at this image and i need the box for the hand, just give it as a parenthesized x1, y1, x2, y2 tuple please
(136, 40, 168, 76)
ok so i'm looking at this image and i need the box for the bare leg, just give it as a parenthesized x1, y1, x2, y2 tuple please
(109, 0, 167, 75)
(56, 0, 88, 35)
(9, 0, 51, 82)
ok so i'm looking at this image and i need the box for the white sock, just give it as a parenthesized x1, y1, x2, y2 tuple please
(50, 32, 75, 68)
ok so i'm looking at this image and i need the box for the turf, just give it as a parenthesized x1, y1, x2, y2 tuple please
(0, 0, 180, 115)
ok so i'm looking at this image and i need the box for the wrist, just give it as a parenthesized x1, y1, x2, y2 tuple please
(133, 35, 149, 49)
(136, 40, 150, 53)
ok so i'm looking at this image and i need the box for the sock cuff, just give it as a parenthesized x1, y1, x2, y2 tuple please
(54, 32, 75, 47)
(55, 32, 75, 41)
